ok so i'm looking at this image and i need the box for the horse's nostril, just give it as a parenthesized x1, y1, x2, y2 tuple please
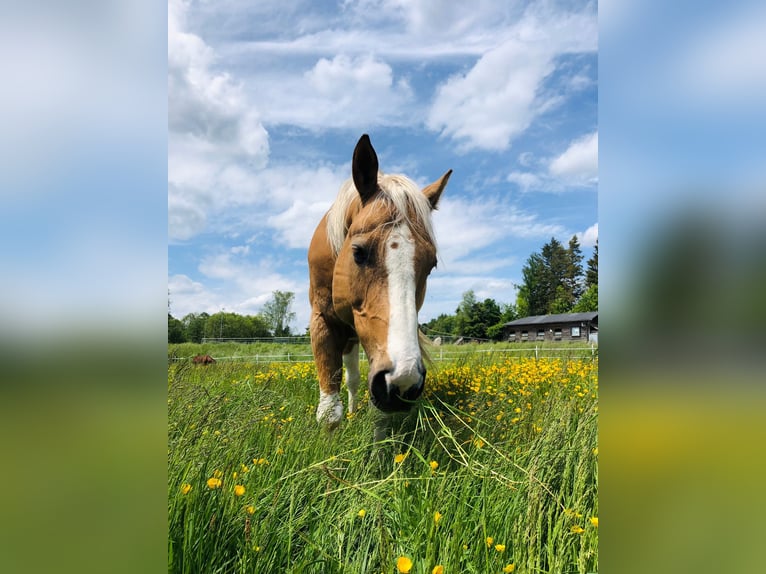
(370, 369, 391, 406)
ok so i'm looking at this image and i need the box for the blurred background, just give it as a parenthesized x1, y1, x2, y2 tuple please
(1, 0, 764, 572)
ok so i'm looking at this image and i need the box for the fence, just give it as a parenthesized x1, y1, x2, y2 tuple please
(170, 344, 598, 365)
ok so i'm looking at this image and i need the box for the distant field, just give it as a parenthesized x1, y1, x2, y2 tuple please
(168, 344, 598, 573)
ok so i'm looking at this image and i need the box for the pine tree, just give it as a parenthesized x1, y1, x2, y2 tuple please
(586, 240, 598, 288)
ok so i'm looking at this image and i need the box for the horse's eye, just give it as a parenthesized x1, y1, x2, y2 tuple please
(352, 245, 369, 265)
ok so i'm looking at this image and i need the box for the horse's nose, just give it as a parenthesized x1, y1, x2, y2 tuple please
(369, 367, 425, 413)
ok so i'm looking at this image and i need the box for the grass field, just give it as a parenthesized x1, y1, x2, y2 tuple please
(168, 343, 598, 573)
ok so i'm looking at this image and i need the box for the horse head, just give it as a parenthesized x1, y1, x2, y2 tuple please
(329, 135, 451, 413)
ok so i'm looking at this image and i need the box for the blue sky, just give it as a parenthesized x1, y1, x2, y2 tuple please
(168, 0, 598, 331)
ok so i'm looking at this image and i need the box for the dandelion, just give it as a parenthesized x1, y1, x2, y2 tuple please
(429, 460, 439, 471)
(590, 516, 598, 528)
(245, 505, 255, 515)
(394, 453, 407, 464)
(495, 544, 506, 552)
(206, 477, 222, 489)
(180, 483, 192, 495)
(486, 537, 494, 547)
(434, 511, 443, 524)
(396, 556, 413, 573)
(358, 509, 366, 518)
(234, 485, 246, 497)
(503, 564, 516, 573)
(432, 566, 444, 574)
(570, 525, 585, 534)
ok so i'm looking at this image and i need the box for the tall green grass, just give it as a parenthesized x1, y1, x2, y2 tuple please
(168, 349, 597, 573)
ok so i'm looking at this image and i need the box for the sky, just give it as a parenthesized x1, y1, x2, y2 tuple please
(168, 0, 598, 332)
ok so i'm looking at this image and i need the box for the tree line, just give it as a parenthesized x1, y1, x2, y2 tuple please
(168, 290, 297, 344)
(422, 237, 597, 341)
(169, 238, 597, 343)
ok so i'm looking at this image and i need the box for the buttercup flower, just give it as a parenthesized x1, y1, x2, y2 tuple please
(429, 460, 439, 471)
(396, 556, 413, 573)
(590, 516, 598, 528)
(495, 544, 506, 552)
(180, 483, 192, 495)
(434, 511, 443, 524)
(206, 477, 222, 489)
(358, 509, 366, 518)
(503, 564, 516, 573)
(394, 453, 407, 464)
(245, 505, 255, 515)
(570, 525, 585, 534)
(486, 537, 494, 547)
(432, 565, 444, 574)
(234, 485, 246, 497)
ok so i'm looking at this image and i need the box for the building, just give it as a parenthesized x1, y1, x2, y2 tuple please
(503, 312, 598, 343)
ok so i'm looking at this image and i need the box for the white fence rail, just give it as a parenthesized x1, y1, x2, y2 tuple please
(170, 345, 598, 364)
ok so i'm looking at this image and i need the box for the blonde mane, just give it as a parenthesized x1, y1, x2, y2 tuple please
(326, 173, 436, 256)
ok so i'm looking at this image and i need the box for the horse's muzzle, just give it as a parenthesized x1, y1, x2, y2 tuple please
(369, 367, 425, 413)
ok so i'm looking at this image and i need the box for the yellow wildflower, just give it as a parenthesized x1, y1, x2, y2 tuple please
(495, 544, 506, 552)
(245, 505, 255, 515)
(213, 469, 223, 478)
(206, 477, 222, 489)
(396, 556, 413, 573)
(394, 453, 407, 464)
(571, 525, 585, 534)
(474, 438, 484, 449)
(358, 509, 366, 518)
(486, 537, 494, 547)
(434, 511, 443, 524)
(590, 516, 598, 527)
(503, 564, 516, 573)
(234, 485, 246, 497)
(180, 483, 192, 495)
(432, 566, 444, 574)
(429, 460, 439, 471)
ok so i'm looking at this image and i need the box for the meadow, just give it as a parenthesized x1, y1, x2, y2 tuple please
(168, 343, 598, 573)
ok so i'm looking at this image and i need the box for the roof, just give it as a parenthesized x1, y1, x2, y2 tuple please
(503, 312, 598, 327)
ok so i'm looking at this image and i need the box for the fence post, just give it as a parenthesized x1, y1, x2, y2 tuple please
(535, 345, 538, 360)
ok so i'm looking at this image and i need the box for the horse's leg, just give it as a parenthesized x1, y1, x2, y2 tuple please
(342, 339, 360, 414)
(311, 312, 345, 427)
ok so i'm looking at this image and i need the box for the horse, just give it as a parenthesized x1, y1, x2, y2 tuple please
(308, 134, 451, 430)
(192, 354, 216, 365)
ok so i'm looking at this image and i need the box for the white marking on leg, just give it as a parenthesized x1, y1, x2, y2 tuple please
(316, 390, 343, 426)
(385, 224, 422, 393)
(343, 343, 361, 413)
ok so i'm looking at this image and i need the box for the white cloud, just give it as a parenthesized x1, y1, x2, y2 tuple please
(168, 0, 269, 241)
(434, 197, 565, 267)
(577, 222, 598, 248)
(268, 200, 333, 249)
(255, 53, 414, 128)
(549, 131, 598, 184)
(427, 5, 597, 151)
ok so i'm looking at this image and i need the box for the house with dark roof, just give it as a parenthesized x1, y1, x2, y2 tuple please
(503, 312, 598, 343)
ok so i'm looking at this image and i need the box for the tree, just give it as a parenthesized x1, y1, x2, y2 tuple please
(565, 236, 585, 302)
(182, 312, 209, 343)
(262, 291, 296, 337)
(168, 313, 186, 343)
(573, 284, 598, 312)
(517, 237, 589, 316)
(586, 240, 598, 288)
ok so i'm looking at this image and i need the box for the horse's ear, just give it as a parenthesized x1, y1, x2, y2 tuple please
(352, 134, 379, 204)
(422, 169, 452, 209)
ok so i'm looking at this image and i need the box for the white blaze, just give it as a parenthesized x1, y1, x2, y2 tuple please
(384, 224, 422, 391)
